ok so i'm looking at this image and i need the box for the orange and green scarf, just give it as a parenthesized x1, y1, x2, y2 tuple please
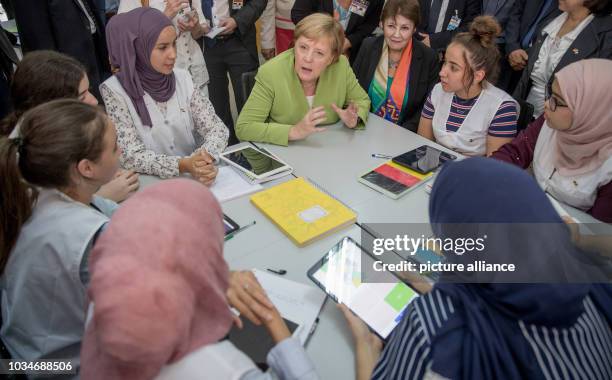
(368, 39, 413, 124)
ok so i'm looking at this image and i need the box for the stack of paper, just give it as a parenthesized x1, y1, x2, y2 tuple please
(210, 166, 262, 203)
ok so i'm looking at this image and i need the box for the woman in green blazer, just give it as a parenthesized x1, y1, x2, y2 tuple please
(236, 13, 371, 146)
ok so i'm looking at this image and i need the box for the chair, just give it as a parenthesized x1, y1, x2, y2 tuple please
(516, 100, 535, 131)
(240, 70, 258, 103)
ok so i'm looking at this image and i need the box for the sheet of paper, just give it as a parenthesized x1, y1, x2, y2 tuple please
(205, 26, 227, 39)
(253, 269, 326, 345)
(210, 166, 262, 203)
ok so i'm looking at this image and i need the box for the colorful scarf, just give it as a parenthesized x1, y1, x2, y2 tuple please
(368, 39, 413, 124)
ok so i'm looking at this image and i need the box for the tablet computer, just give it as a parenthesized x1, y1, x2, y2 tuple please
(392, 145, 457, 174)
(307, 237, 418, 339)
(220, 146, 292, 180)
(223, 214, 239, 236)
(228, 317, 299, 366)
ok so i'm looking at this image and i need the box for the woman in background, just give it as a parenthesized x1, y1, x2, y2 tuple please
(117, 0, 211, 95)
(513, 0, 612, 118)
(353, 0, 438, 132)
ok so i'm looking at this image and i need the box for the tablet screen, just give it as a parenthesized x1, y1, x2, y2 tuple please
(229, 317, 299, 366)
(224, 147, 287, 176)
(308, 237, 418, 339)
(393, 146, 456, 174)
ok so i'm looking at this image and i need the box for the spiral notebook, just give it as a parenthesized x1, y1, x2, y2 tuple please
(250, 177, 356, 246)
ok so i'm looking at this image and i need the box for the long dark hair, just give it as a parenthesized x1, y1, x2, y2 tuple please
(1, 51, 87, 135)
(0, 100, 108, 274)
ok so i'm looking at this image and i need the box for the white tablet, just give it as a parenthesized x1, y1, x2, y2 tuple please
(220, 146, 292, 180)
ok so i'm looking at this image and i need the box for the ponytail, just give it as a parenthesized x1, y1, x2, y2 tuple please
(0, 99, 108, 275)
(0, 137, 37, 274)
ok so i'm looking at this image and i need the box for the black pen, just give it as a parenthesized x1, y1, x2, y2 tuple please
(225, 220, 256, 241)
(371, 153, 393, 159)
(266, 268, 287, 275)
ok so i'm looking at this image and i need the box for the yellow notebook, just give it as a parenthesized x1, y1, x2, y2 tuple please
(250, 177, 357, 247)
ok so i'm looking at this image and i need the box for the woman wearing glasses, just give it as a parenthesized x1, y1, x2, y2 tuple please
(492, 59, 612, 223)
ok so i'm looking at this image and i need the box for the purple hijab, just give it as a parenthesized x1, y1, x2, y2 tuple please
(106, 8, 176, 127)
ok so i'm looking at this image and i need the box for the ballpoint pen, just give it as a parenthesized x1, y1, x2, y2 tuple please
(266, 268, 287, 275)
(225, 220, 256, 241)
(371, 153, 393, 159)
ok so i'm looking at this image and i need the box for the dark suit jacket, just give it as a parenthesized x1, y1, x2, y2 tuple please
(227, 0, 268, 61)
(505, 0, 560, 55)
(0, 29, 18, 120)
(291, 0, 384, 62)
(418, 0, 481, 51)
(13, 0, 109, 98)
(352, 35, 439, 132)
(513, 14, 612, 102)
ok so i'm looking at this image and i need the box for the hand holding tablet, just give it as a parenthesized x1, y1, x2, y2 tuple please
(308, 237, 419, 339)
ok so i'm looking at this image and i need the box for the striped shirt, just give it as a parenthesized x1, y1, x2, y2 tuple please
(422, 93, 518, 138)
(372, 289, 612, 380)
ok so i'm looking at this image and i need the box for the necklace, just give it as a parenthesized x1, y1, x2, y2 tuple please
(388, 59, 400, 69)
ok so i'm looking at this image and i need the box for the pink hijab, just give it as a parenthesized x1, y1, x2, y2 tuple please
(80, 179, 232, 380)
(555, 59, 612, 176)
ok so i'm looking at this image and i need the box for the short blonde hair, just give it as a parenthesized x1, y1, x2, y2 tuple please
(293, 13, 345, 63)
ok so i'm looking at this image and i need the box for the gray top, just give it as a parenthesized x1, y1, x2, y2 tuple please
(0, 189, 115, 378)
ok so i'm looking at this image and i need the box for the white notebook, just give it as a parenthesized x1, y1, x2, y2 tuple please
(210, 166, 262, 203)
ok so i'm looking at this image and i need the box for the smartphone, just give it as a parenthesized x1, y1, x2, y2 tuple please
(392, 145, 457, 174)
(178, 4, 194, 23)
(223, 214, 239, 236)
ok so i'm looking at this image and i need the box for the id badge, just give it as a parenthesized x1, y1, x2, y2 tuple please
(447, 10, 461, 31)
(232, 0, 243, 10)
(349, 0, 369, 17)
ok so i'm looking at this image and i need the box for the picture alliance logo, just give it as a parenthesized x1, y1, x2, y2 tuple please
(372, 234, 488, 256)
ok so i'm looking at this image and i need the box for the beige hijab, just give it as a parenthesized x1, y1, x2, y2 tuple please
(555, 59, 612, 176)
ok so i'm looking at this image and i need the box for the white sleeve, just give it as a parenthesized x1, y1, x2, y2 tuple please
(193, 0, 208, 27)
(118, 0, 141, 13)
(154, 341, 257, 380)
(260, 0, 276, 50)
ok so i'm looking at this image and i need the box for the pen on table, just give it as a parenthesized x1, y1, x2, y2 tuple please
(225, 220, 256, 241)
(371, 153, 393, 159)
(266, 268, 287, 275)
